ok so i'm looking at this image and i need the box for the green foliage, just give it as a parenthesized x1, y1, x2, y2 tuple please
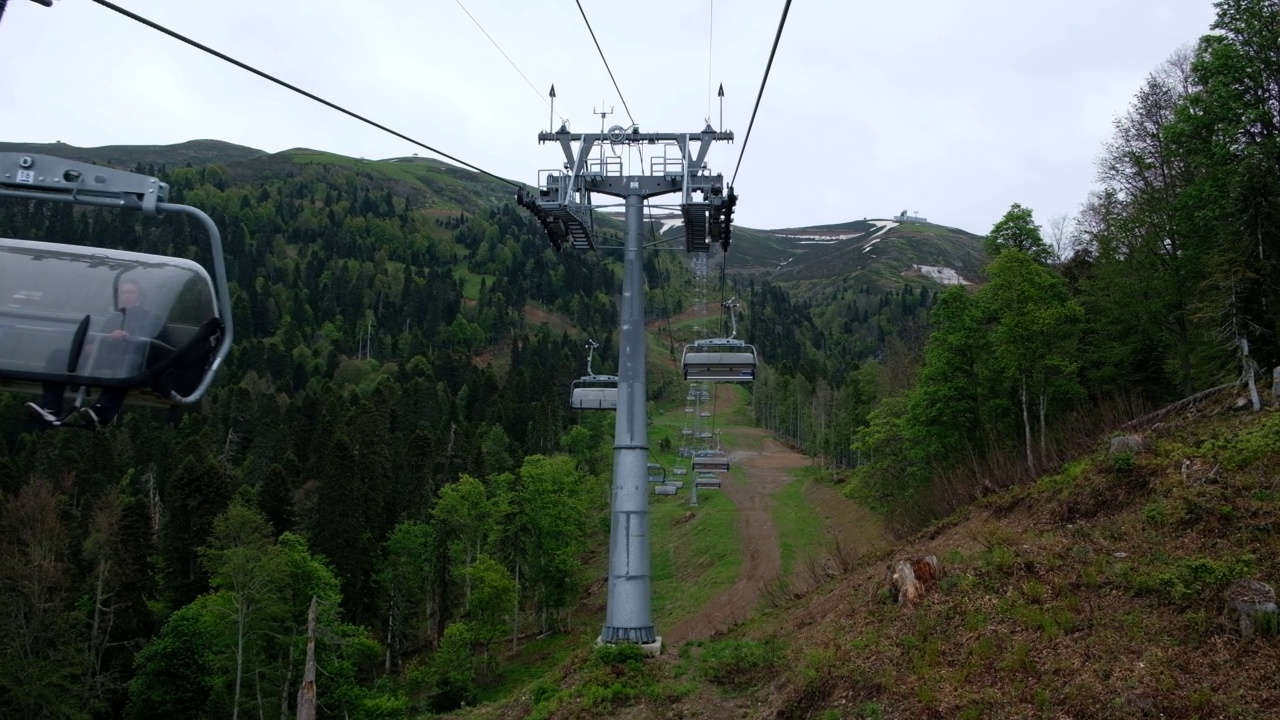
(124, 603, 218, 719)
(694, 638, 783, 690)
(1196, 412, 1280, 468)
(1123, 554, 1257, 607)
(462, 555, 517, 647)
(984, 203, 1053, 263)
(1109, 451, 1135, 475)
(418, 622, 479, 712)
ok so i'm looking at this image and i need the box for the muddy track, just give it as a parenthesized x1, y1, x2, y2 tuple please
(666, 431, 808, 644)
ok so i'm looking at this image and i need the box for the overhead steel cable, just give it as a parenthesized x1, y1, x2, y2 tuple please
(453, 0, 550, 109)
(573, 0, 635, 126)
(730, 0, 792, 187)
(90, 0, 522, 189)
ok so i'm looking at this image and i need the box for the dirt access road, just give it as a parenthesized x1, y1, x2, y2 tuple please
(666, 428, 808, 644)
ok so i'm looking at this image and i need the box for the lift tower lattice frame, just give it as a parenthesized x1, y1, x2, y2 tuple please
(521, 123, 733, 646)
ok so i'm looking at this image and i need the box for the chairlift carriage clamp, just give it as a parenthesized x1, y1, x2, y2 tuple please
(0, 153, 234, 412)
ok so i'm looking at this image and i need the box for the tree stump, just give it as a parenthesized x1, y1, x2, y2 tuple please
(885, 555, 941, 607)
(1109, 434, 1147, 456)
(1223, 579, 1277, 640)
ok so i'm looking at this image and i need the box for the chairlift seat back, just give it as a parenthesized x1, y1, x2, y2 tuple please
(683, 351, 756, 382)
(0, 237, 223, 407)
(692, 454, 730, 472)
(571, 386, 618, 410)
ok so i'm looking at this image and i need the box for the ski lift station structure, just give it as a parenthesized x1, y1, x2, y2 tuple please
(0, 153, 233, 421)
(517, 115, 744, 652)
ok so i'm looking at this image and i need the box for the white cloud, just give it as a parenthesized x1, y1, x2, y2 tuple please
(0, 0, 1217, 234)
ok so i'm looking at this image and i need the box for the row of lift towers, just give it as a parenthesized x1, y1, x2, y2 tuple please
(516, 109, 757, 652)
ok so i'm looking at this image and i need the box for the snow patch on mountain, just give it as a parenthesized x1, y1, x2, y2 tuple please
(912, 264, 971, 285)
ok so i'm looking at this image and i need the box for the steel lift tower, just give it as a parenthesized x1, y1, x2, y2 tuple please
(518, 120, 735, 650)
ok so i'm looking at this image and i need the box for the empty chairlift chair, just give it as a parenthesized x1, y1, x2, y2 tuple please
(694, 472, 722, 490)
(692, 452, 730, 474)
(681, 298, 757, 383)
(569, 339, 617, 410)
(654, 484, 678, 496)
(0, 153, 233, 419)
(647, 463, 667, 484)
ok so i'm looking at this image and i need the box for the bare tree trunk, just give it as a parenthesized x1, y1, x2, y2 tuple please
(280, 645, 293, 720)
(296, 596, 318, 720)
(511, 562, 519, 653)
(1241, 336, 1261, 411)
(1021, 377, 1034, 473)
(384, 602, 394, 675)
(256, 672, 265, 720)
(83, 557, 110, 706)
(233, 602, 247, 720)
(1039, 387, 1048, 468)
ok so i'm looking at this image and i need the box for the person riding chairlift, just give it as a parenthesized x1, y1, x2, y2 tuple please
(25, 278, 170, 428)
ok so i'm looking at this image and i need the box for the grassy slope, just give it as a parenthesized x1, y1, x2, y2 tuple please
(507, 402, 1280, 720)
(450, 362, 899, 719)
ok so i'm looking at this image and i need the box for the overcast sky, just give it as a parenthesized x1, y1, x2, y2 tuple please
(2, 0, 1217, 234)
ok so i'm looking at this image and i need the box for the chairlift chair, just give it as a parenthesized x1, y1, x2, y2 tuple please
(692, 452, 730, 473)
(0, 153, 233, 417)
(569, 339, 617, 410)
(646, 463, 666, 484)
(694, 473, 722, 490)
(672, 466, 688, 476)
(653, 484, 678, 496)
(681, 298, 757, 383)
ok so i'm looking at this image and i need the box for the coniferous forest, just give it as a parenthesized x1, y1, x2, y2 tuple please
(0, 156, 635, 718)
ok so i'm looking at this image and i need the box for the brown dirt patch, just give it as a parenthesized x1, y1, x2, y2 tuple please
(666, 434, 807, 644)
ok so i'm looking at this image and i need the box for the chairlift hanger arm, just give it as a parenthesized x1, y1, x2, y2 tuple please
(0, 153, 168, 214)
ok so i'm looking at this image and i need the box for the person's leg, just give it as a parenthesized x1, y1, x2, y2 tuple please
(81, 387, 128, 426)
(25, 348, 71, 423)
(25, 383, 65, 423)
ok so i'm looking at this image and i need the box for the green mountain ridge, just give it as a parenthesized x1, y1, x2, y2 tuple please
(725, 217, 989, 295)
(0, 138, 267, 169)
(2, 140, 982, 295)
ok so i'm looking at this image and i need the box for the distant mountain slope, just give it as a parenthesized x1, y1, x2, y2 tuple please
(0, 138, 266, 169)
(757, 219, 988, 288)
(646, 210, 987, 294)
